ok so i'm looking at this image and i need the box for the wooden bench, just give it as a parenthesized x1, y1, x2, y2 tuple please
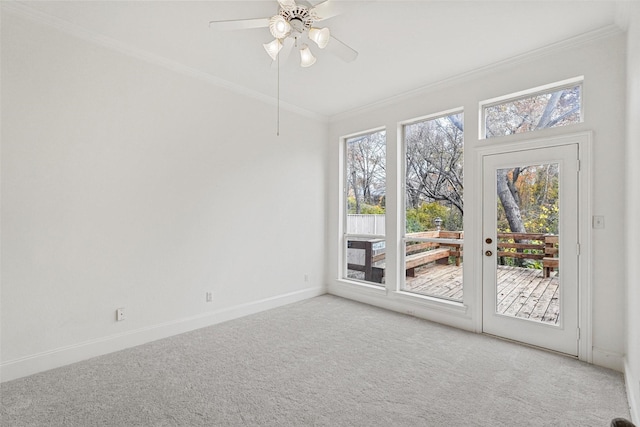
(366, 248, 452, 281)
(346, 231, 463, 283)
(347, 231, 462, 283)
(405, 248, 451, 277)
(406, 230, 463, 268)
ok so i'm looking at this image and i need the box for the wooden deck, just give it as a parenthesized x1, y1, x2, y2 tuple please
(405, 263, 464, 301)
(405, 264, 559, 324)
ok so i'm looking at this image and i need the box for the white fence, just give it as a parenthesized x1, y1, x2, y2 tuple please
(347, 214, 385, 235)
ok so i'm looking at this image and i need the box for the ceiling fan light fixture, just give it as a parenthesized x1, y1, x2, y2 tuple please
(308, 27, 330, 49)
(269, 15, 291, 39)
(263, 39, 282, 61)
(300, 45, 316, 67)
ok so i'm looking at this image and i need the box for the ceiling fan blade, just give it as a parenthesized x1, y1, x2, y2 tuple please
(277, 0, 297, 9)
(326, 35, 358, 62)
(272, 37, 295, 68)
(209, 17, 270, 31)
(311, 0, 349, 21)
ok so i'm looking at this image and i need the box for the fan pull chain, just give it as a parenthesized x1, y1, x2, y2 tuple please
(277, 50, 280, 136)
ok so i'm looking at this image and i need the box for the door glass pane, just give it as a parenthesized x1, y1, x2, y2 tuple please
(495, 163, 559, 324)
(403, 112, 463, 301)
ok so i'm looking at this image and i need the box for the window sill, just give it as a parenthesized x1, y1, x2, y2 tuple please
(334, 279, 388, 295)
(392, 291, 468, 315)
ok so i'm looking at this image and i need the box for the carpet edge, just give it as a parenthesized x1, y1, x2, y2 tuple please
(0, 286, 326, 383)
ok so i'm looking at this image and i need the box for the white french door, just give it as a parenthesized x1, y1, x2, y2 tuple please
(482, 143, 579, 356)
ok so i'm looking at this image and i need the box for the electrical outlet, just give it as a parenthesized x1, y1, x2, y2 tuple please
(304, 274, 309, 283)
(206, 292, 213, 302)
(116, 308, 125, 321)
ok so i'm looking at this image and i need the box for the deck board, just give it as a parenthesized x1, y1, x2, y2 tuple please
(404, 264, 559, 324)
(541, 284, 560, 324)
(516, 279, 549, 320)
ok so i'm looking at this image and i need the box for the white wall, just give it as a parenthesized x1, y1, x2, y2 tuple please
(1, 11, 327, 381)
(328, 31, 628, 371)
(625, 2, 640, 422)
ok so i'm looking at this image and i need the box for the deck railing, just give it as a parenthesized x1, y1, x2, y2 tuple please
(347, 230, 558, 282)
(496, 232, 558, 277)
(347, 230, 463, 283)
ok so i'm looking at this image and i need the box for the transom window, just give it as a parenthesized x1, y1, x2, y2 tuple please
(481, 79, 583, 139)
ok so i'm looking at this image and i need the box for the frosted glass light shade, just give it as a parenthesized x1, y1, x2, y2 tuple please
(263, 39, 282, 61)
(300, 45, 316, 67)
(269, 15, 291, 39)
(309, 27, 330, 49)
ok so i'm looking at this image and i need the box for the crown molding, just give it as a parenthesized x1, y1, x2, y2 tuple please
(329, 23, 624, 123)
(1, 1, 329, 124)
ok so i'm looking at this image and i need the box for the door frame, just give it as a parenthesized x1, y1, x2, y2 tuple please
(473, 131, 592, 362)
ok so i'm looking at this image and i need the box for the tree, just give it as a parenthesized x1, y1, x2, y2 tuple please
(346, 131, 386, 214)
(485, 85, 581, 138)
(489, 86, 580, 235)
(405, 114, 464, 231)
(497, 168, 526, 234)
(406, 202, 449, 233)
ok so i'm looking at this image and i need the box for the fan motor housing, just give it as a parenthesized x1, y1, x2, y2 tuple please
(279, 5, 315, 33)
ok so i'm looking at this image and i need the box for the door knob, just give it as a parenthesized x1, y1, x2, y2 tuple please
(485, 250, 493, 256)
(485, 238, 493, 244)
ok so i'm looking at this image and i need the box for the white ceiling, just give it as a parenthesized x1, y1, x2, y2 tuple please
(14, 1, 622, 117)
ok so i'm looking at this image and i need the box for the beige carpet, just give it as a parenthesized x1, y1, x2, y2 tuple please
(1, 295, 631, 426)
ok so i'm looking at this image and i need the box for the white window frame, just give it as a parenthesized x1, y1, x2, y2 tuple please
(399, 108, 464, 301)
(340, 127, 387, 287)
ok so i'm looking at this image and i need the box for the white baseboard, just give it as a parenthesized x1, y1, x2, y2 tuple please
(1, 286, 325, 383)
(328, 280, 475, 332)
(592, 347, 625, 372)
(625, 359, 640, 424)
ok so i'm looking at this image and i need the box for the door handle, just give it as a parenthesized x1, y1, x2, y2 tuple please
(485, 250, 493, 256)
(485, 238, 493, 244)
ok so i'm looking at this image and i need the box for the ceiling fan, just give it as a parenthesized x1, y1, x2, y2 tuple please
(209, 0, 358, 68)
